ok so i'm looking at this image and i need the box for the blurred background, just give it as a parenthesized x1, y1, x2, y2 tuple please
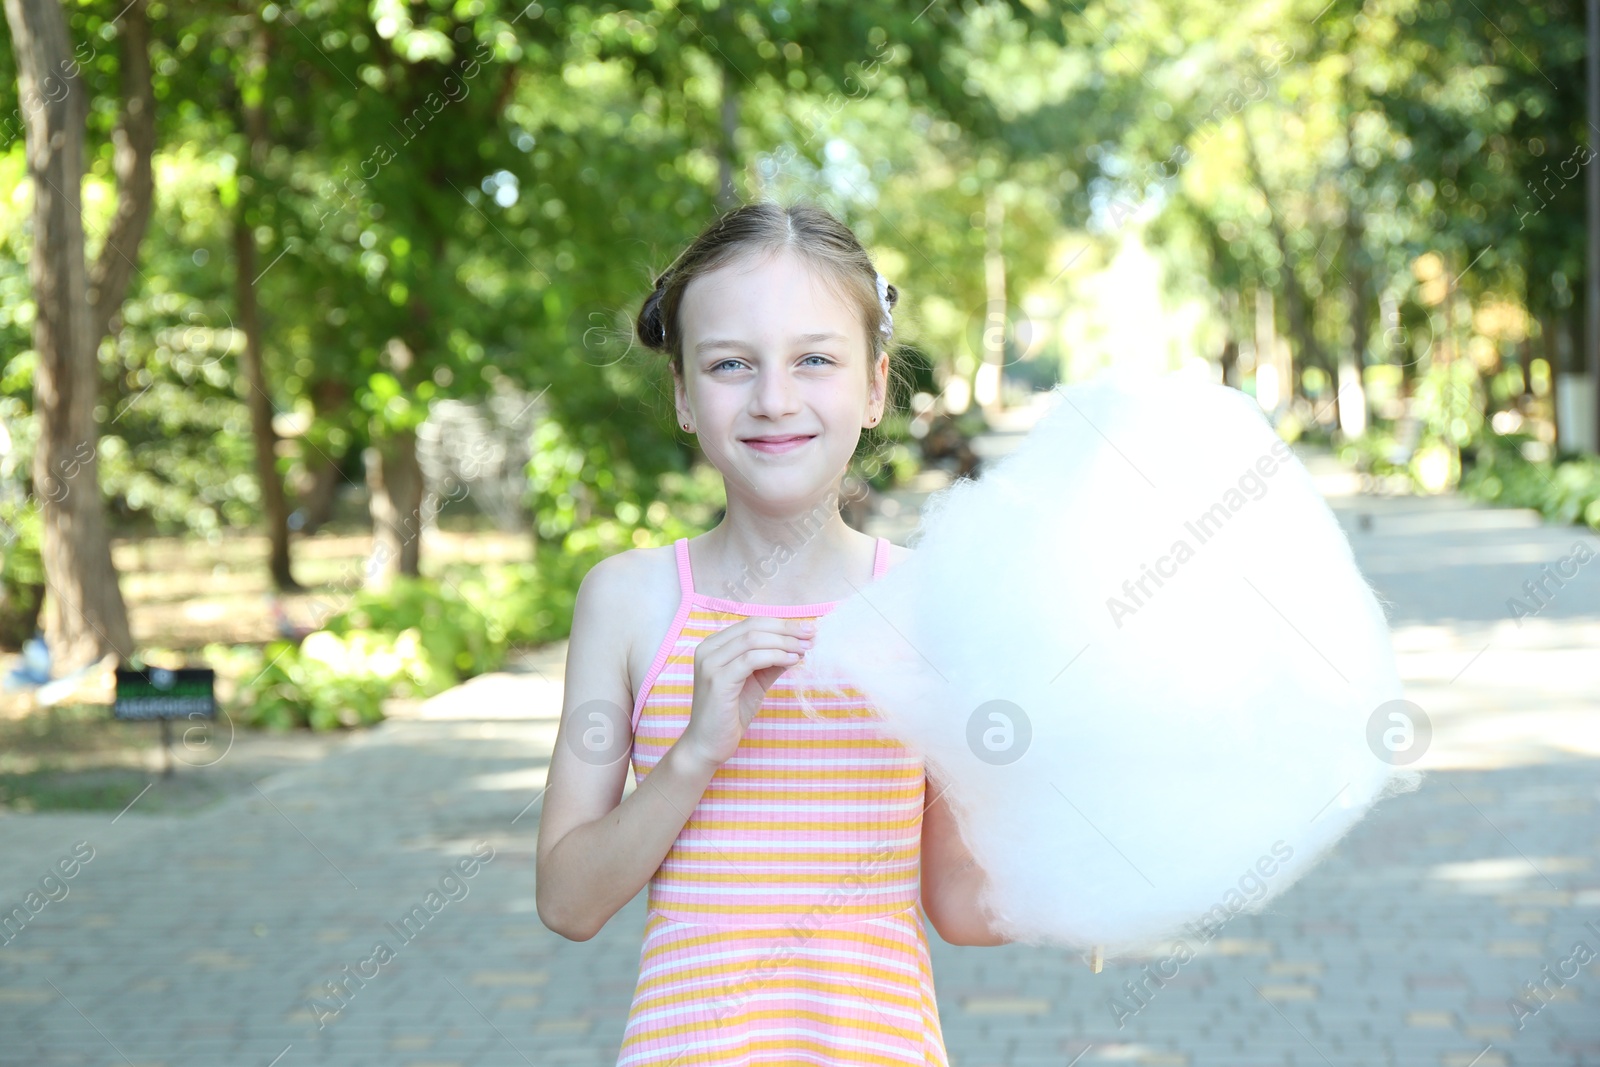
(1, 2, 1597, 1065)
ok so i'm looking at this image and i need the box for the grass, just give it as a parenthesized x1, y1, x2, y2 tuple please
(0, 702, 229, 814)
(112, 522, 537, 651)
(0, 767, 157, 813)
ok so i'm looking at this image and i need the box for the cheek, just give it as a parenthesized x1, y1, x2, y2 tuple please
(695, 386, 746, 424)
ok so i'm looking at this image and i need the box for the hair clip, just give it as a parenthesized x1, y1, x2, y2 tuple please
(875, 272, 894, 340)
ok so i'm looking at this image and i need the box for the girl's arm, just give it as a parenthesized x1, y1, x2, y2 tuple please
(920, 768, 1013, 946)
(535, 553, 720, 942)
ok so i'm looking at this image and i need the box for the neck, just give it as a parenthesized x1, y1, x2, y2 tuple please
(699, 496, 869, 604)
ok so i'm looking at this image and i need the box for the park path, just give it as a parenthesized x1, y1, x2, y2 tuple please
(2, 419, 1598, 1067)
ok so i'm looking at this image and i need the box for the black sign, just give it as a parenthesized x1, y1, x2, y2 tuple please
(113, 667, 217, 721)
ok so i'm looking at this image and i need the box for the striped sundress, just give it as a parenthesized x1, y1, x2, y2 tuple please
(619, 535, 949, 1066)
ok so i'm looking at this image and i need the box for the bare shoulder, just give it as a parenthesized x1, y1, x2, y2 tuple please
(576, 547, 675, 604)
(882, 540, 915, 572)
(576, 542, 685, 698)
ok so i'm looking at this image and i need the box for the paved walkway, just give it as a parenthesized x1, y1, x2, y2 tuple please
(2, 443, 1598, 1066)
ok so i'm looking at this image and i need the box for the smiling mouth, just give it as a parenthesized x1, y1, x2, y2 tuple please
(741, 435, 816, 454)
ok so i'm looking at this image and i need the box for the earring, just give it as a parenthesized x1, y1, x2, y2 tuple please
(682, 422, 691, 431)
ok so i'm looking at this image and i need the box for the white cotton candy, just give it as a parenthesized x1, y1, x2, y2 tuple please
(796, 366, 1422, 960)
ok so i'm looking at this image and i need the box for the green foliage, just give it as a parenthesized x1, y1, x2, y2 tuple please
(8, 0, 1600, 692)
(852, 410, 920, 492)
(447, 548, 601, 649)
(237, 573, 507, 730)
(235, 634, 405, 732)
(1342, 414, 1600, 531)
(230, 530, 663, 729)
(528, 417, 723, 544)
(0, 495, 42, 585)
(322, 575, 505, 696)
(1337, 427, 1411, 480)
(1460, 432, 1600, 530)
(0, 496, 44, 648)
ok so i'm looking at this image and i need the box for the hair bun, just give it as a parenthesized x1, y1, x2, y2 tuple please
(637, 286, 668, 350)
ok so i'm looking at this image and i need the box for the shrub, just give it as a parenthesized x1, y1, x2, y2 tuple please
(322, 576, 506, 697)
(1459, 432, 1600, 529)
(234, 632, 416, 731)
(0, 498, 44, 650)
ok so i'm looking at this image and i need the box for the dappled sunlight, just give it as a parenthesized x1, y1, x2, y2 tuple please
(465, 766, 550, 794)
(1425, 855, 1593, 894)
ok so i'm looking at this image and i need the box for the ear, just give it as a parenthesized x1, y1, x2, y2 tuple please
(867, 349, 890, 423)
(672, 365, 692, 430)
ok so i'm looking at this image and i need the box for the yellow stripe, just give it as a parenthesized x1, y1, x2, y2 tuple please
(630, 977, 926, 1018)
(714, 743, 913, 755)
(640, 684, 874, 704)
(642, 900, 921, 917)
(655, 870, 917, 884)
(637, 923, 923, 968)
(694, 768, 923, 782)
(697, 785, 923, 801)
(657, 848, 920, 864)
(633, 952, 926, 997)
(622, 1024, 930, 1065)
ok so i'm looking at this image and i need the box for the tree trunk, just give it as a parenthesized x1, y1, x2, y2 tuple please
(1519, 319, 1536, 405)
(294, 377, 353, 533)
(980, 188, 1007, 417)
(231, 19, 298, 591)
(295, 445, 344, 534)
(233, 205, 298, 590)
(1589, 0, 1600, 452)
(5, 0, 143, 671)
(364, 430, 424, 590)
(86, 0, 153, 348)
(1254, 287, 1290, 413)
(1341, 191, 1371, 439)
(1219, 288, 1240, 389)
(1242, 126, 1325, 408)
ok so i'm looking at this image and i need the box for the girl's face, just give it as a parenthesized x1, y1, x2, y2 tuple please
(675, 248, 887, 508)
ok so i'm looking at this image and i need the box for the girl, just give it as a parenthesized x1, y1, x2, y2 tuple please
(535, 201, 1010, 1066)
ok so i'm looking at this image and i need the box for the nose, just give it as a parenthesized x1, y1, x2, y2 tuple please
(748, 363, 800, 420)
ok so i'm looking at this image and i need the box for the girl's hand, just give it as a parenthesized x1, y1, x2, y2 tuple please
(680, 616, 816, 769)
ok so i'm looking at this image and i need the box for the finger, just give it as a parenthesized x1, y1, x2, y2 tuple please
(700, 630, 813, 666)
(728, 615, 819, 637)
(728, 647, 805, 677)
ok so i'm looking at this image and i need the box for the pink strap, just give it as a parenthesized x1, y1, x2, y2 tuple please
(674, 537, 696, 597)
(634, 540, 696, 734)
(872, 537, 889, 580)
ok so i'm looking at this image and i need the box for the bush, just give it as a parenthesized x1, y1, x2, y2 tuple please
(1343, 415, 1600, 530)
(235, 633, 412, 731)
(231, 502, 714, 730)
(0, 497, 44, 650)
(322, 576, 506, 697)
(235, 576, 503, 731)
(231, 540, 619, 730)
(1459, 431, 1600, 529)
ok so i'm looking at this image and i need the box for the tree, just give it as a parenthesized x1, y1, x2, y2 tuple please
(3, 0, 154, 672)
